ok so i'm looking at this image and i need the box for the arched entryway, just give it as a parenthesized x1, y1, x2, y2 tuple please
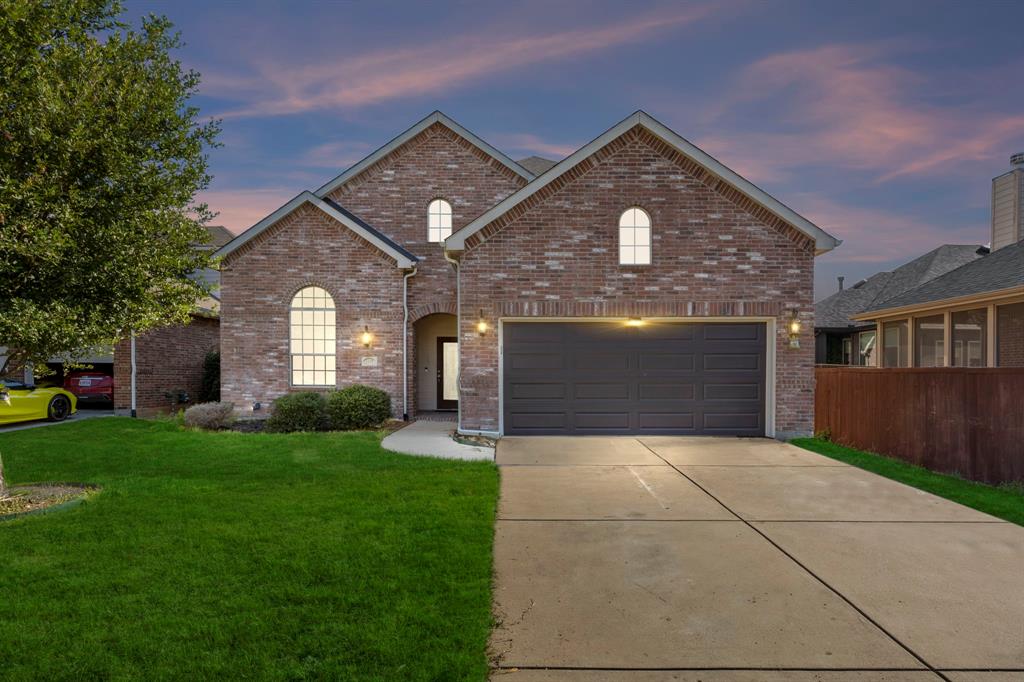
(413, 313, 458, 413)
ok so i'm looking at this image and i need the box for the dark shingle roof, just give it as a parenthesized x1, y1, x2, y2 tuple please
(815, 244, 985, 329)
(516, 155, 558, 176)
(203, 225, 234, 248)
(320, 198, 419, 263)
(862, 240, 1023, 313)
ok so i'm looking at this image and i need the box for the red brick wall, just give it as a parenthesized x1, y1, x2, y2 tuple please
(219, 204, 406, 415)
(219, 123, 526, 417)
(113, 316, 219, 415)
(457, 126, 817, 435)
(997, 301, 1024, 367)
(325, 122, 526, 318)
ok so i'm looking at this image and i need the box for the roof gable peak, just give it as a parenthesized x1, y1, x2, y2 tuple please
(314, 111, 533, 198)
(445, 110, 841, 255)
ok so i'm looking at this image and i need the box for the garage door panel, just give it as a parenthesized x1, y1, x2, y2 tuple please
(638, 382, 696, 400)
(703, 382, 761, 401)
(638, 412, 696, 429)
(508, 412, 568, 431)
(503, 322, 765, 436)
(575, 352, 630, 370)
(509, 352, 566, 370)
(639, 352, 695, 371)
(704, 324, 762, 341)
(704, 412, 762, 432)
(509, 382, 567, 400)
(703, 353, 761, 371)
(573, 382, 630, 400)
(574, 412, 631, 429)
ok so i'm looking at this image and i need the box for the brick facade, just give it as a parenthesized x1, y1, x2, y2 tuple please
(113, 316, 219, 416)
(219, 115, 825, 435)
(456, 127, 816, 435)
(220, 123, 525, 417)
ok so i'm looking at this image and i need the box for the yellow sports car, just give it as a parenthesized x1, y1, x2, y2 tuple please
(0, 380, 77, 425)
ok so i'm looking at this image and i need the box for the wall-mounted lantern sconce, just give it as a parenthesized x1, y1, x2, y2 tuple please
(476, 310, 488, 335)
(361, 325, 373, 348)
(788, 310, 801, 348)
(625, 316, 645, 327)
(252, 401, 262, 412)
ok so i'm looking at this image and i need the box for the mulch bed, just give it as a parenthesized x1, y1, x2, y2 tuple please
(0, 483, 97, 519)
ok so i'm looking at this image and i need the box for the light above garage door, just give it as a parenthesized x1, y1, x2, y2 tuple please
(502, 321, 767, 436)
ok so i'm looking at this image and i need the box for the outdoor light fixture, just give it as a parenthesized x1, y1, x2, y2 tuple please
(361, 326, 373, 348)
(476, 310, 488, 335)
(788, 310, 801, 348)
(625, 317, 645, 327)
(252, 401, 261, 412)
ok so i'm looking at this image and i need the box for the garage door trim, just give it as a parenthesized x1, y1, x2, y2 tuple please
(497, 317, 777, 438)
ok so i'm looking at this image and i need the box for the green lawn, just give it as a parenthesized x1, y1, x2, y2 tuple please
(791, 437, 1024, 526)
(0, 418, 499, 680)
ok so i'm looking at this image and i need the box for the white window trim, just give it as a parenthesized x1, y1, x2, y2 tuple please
(289, 287, 337, 387)
(428, 198, 453, 243)
(618, 207, 651, 265)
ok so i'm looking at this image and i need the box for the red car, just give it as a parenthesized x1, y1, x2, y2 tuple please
(64, 371, 114, 404)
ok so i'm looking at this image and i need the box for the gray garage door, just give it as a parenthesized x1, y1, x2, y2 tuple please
(502, 321, 766, 436)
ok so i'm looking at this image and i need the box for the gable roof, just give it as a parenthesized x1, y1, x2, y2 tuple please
(445, 111, 842, 254)
(213, 191, 418, 268)
(195, 225, 233, 249)
(516, 155, 558, 175)
(816, 244, 985, 329)
(855, 241, 1023, 316)
(314, 111, 534, 198)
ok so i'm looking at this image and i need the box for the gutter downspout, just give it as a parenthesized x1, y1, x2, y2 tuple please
(402, 267, 417, 421)
(442, 249, 463, 433)
(130, 330, 137, 418)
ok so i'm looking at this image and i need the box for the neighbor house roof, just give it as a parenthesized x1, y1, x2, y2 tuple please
(314, 111, 535, 198)
(445, 111, 842, 254)
(213, 191, 418, 268)
(202, 225, 234, 249)
(516, 155, 558, 175)
(816, 244, 985, 329)
(855, 240, 1023, 317)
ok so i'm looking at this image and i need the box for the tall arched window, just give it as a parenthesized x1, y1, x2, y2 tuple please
(428, 198, 453, 242)
(619, 207, 651, 265)
(290, 286, 336, 386)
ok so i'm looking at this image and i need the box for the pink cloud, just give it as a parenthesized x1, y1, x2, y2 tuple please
(211, 6, 717, 118)
(791, 193, 986, 264)
(299, 140, 376, 169)
(198, 188, 296, 234)
(702, 44, 1024, 183)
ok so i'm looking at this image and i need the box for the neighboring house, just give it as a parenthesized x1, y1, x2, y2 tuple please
(109, 225, 229, 415)
(216, 111, 841, 438)
(814, 245, 985, 365)
(848, 154, 1024, 368)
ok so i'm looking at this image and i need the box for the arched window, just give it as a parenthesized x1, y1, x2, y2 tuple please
(290, 286, 336, 386)
(428, 198, 453, 242)
(619, 207, 651, 265)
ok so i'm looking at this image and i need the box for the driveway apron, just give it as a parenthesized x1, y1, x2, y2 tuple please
(490, 436, 1024, 680)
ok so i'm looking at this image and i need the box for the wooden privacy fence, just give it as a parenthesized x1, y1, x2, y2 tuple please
(814, 366, 1024, 484)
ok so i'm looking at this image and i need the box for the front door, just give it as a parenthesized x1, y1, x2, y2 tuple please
(436, 337, 458, 410)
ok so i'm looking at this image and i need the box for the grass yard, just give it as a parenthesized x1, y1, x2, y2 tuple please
(792, 437, 1024, 526)
(0, 418, 499, 680)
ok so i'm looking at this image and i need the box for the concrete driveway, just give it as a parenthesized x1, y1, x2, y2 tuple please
(490, 436, 1024, 681)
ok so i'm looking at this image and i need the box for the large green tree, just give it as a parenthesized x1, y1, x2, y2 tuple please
(0, 0, 220, 375)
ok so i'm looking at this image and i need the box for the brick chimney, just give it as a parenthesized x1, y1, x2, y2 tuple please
(991, 153, 1024, 250)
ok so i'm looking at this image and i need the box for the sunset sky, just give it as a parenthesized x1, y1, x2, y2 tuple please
(130, 0, 1024, 300)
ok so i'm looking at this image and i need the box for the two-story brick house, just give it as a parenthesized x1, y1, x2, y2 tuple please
(216, 111, 840, 438)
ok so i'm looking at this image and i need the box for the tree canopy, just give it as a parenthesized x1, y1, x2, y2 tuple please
(0, 0, 220, 374)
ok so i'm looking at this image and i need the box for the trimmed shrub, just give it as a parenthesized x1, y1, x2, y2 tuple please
(183, 402, 236, 430)
(265, 392, 328, 433)
(198, 351, 220, 403)
(327, 384, 392, 430)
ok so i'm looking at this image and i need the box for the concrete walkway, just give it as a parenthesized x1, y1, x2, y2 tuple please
(381, 420, 493, 461)
(491, 436, 1024, 680)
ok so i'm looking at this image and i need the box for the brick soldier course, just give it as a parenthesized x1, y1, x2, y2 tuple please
(216, 111, 841, 437)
